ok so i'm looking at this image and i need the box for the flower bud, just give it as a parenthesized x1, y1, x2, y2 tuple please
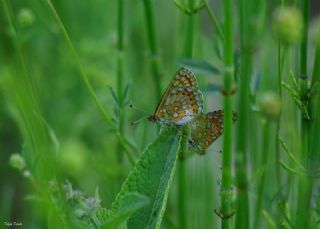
(272, 7, 303, 45)
(9, 153, 26, 171)
(18, 8, 35, 28)
(257, 92, 281, 119)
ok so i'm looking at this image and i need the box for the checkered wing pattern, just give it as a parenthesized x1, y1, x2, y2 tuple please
(148, 67, 203, 125)
(188, 110, 237, 154)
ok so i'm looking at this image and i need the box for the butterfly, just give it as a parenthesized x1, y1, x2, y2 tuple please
(188, 110, 237, 154)
(148, 67, 203, 125)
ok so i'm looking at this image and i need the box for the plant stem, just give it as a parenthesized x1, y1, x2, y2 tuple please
(275, 40, 291, 227)
(235, 0, 251, 227)
(295, 0, 311, 227)
(177, 130, 187, 229)
(142, 0, 162, 101)
(299, 0, 310, 163)
(275, 43, 287, 195)
(117, 0, 124, 103)
(204, 0, 224, 41)
(184, 13, 194, 57)
(116, 0, 125, 163)
(308, 48, 320, 218)
(221, 0, 234, 227)
(178, 1, 195, 227)
(309, 48, 320, 168)
(254, 120, 270, 229)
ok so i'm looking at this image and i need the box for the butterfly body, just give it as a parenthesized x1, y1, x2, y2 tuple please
(149, 68, 203, 126)
(188, 110, 237, 154)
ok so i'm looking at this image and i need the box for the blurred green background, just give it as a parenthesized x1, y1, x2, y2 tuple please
(1, 0, 320, 228)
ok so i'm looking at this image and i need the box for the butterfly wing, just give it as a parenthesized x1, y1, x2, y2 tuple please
(153, 68, 203, 125)
(189, 110, 237, 154)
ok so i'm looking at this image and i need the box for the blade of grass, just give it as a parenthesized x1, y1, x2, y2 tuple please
(295, 0, 312, 227)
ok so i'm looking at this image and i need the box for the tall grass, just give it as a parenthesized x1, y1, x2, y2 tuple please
(1, 0, 320, 228)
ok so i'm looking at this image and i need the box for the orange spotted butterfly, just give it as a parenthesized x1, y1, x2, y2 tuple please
(188, 110, 237, 154)
(148, 67, 203, 125)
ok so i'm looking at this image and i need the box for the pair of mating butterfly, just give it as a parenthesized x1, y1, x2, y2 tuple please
(134, 67, 236, 154)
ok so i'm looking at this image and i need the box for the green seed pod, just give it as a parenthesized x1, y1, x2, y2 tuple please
(257, 92, 281, 119)
(9, 153, 26, 171)
(272, 7, 303, 45)
(18, 8, 35, 28)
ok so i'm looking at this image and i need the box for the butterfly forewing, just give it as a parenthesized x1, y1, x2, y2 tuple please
(149, 67, 203, 125)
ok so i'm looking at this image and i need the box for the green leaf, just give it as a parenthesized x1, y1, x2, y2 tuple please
(109, 86, 119, 105)
(103, 193, 150, 229)
(108, 127, 181, 229)
(122, 84, 130, 106)
(279, 160, 306, 176)
(179, 59, 220, 75)
(278, 137, 305, 172)
(262, 210, 277, 229)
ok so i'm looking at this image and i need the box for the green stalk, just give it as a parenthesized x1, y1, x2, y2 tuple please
(116, 0, 125, 163)
(117, 0, 124, 105)
(299, 0, 310, 164)
(295, 16, 320, 229)
(221, 0, 235, 227)
(254, 120, 271, 229)
(295, 0, 311, 227)
(177, 133, 187, 229)
(275, 43, 287, 197)
(46, 0, 134, 166)
(308, 48, 320, 221)
(142, 0, 162, 101)
(178, 1, 195, 227)
(275, 40, 291, 227)
(235, 0, 251, 227)
(310, 47, 320, 159)
(275, 43, 282, 192)
(204, 0, 224, 41)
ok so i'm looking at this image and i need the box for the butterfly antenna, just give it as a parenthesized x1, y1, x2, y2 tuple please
(129, 104, 150, 115)
(130, 115, 149, 126)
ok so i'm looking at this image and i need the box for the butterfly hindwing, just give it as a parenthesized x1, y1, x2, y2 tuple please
(188, 110, 237, 154)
